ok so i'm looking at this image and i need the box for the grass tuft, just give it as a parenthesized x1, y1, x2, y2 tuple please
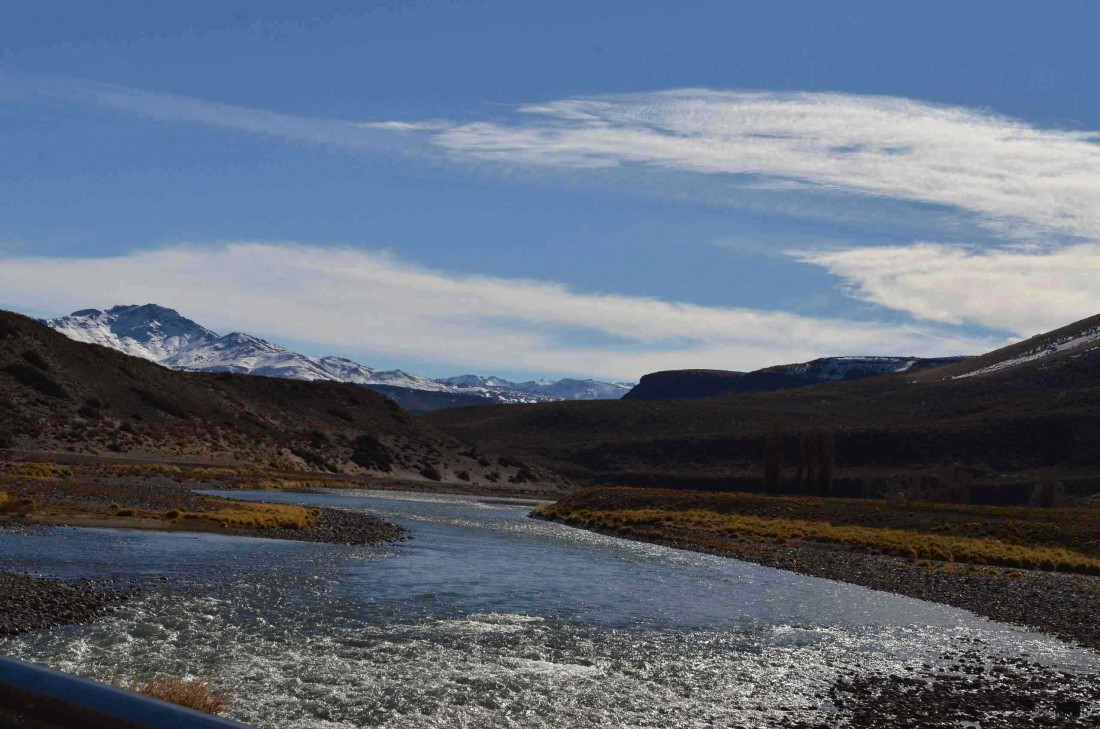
(112, 674, 230, 716)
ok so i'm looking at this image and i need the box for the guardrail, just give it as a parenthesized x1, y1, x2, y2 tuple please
(0, 656, 251, 729)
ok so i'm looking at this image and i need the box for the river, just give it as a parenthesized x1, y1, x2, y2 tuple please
(1, 489, 1097, 727)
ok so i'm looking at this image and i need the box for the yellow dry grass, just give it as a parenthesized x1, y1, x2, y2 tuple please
(255, 478, 348, 490)
(112, 674, 230, 715)
(539, 504, 1100, 575)
(171, 501, 317, 530)
(105, 463, 183, 476)
(188, 467, 249, 479)
(4, 462, 72, 480)
(0, 491, 7, 504)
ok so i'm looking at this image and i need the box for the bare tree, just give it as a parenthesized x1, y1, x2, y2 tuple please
(763, 421, 784, 494)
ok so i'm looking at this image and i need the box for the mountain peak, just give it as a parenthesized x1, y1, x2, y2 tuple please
(45, 303, 632, 407)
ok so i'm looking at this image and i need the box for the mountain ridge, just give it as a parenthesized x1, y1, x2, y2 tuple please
(43, 305, 633, 410)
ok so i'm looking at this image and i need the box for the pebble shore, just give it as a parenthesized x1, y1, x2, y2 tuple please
(0, 572, 138, 638)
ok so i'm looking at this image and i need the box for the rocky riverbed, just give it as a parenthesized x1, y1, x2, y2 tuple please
(0, 571, 138, 638)
(782, 640, 1100, 728)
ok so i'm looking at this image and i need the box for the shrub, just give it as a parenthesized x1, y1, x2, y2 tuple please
(0, 431, 12, 449)
(291, 447, 335, 472)
(485, 470, 500, 483)
(349, 434, 393, 472)
(455, 470, 470, 481)
(419, 465, 443, 481)
(130, 388, 188, 418)
(106, 442, 124, 453)
(113, 675, 230, 716)
(509, 467, 535, 484)
(327, 407, 354, 422)
(20, 349, 50, 371)
(762, 422, 783, 494)
(0, 497, 36, 516)
(116, 508, 136, 517)
(78, 403, 102, 419)
(3, 363, 68, 399)
(165, 509, 182, 520)
(477, 456, 492, 467)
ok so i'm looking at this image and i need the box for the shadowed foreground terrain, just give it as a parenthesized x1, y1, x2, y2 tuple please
(429, 313, 1100, 504)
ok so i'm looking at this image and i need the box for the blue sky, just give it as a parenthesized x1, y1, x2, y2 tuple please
(2, 1, 1099, 380)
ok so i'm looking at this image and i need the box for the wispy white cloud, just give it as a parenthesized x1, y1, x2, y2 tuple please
(0, 243, 995, 379)
(796, 242, 1100, 335)
(425, 91, 1100, 241)
(9, 74, 1099, 242)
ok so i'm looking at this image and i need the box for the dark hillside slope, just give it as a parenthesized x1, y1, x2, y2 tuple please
(426, 313, 1100, 502)
(0, 310, 529, 482)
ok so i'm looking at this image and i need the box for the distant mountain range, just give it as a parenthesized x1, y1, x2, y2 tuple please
(623, 355, 969, 400)
(44, 305, 633, 411)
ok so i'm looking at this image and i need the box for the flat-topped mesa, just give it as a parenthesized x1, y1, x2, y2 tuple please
(625, 356, 968, 401)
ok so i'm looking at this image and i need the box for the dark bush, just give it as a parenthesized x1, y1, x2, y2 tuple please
(77, 403, 102, 419)
(477, 456, 492, 467)
(455, 470, 470, 481)
(106, 442, 124, 453)
(486, 470, 501, 483)
(3, 363, 68, 398)
(291, 447, 335, 472)
(497, 456, 518, 468)
(509, 467, 535, 484)
(21, 350, 50, 371)
(0, 431, 13, 449)
(130, 387, 188, 418)
(327, 407, 354, 422)
(350, 434, 393, 472)
(419, 464, 443, 481)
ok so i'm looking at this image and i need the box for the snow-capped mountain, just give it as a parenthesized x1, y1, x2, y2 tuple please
(438, 374, 633, 400)
(44, 305, 633, 409)
(45, 304, 217, 362)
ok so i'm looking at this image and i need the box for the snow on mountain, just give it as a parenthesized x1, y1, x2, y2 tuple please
(163, 332, 337, 381)
(952, 323, 1100, 379)
(438, 374, 519, 389)
(44, 305, 632, 405)
(319, 357, 450, 391)
(769, 356, 934, 381)
(515, 378, 634, 400)
(46, 304, 217, 362)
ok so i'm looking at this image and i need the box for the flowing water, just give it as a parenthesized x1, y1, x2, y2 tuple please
(1, 489, 1097, 728)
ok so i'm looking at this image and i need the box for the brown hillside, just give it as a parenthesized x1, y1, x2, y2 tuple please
(0, 310, 551, 485)
(426, 314, 1100, 504)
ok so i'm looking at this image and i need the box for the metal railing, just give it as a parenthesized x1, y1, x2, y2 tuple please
(0, 656, 251, 729)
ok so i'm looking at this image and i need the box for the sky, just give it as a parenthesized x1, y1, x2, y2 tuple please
(1, 1, 1099, 382)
